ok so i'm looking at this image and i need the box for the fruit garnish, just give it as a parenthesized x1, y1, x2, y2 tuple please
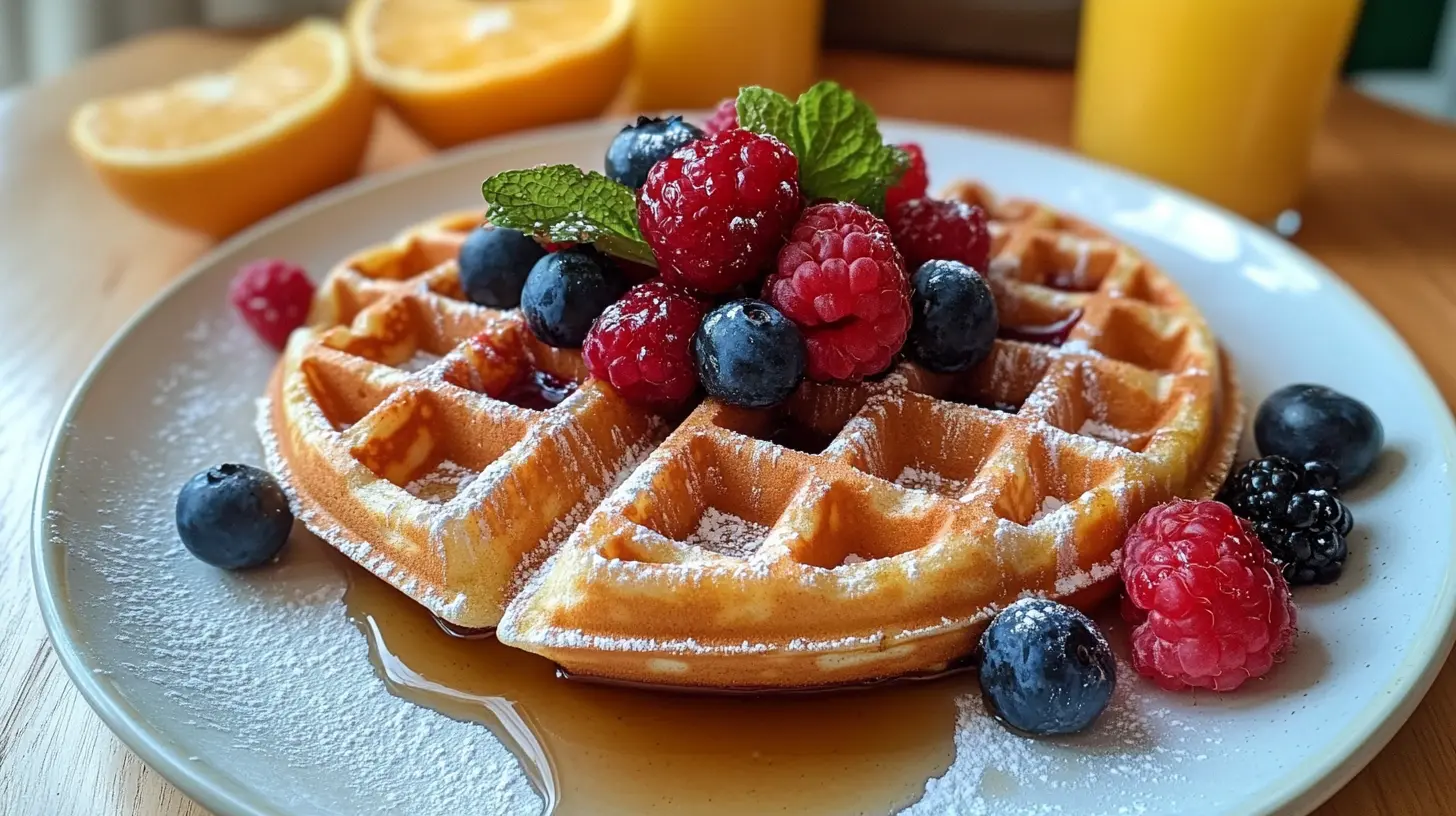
(520, 247, 627, 348)
(69, 19, 374, 237)
(735, 81, 909, 214)
(1254, 384, 1384, 487)
(482, 164, 656, 266)
(604, 115, 705, 189)
(458, 226, 546, 308)
(884, 143, 929, 213)
(907, 260, 999, 373)
(693, 300, 806, 408)
(978, 598, 1116, 736)
(229, 258, 316, 349)
(1121, 499, 1296, 692)
(639, 129, 802, 294)
(703, 97, 739, 135)
(762, 202, 910, 381)
(584, 280, 707, 407)
(175, 464, 294, 569)
(499, 368, 577, 411)
(998, 309, 1083, 346)
(889, 197, 992, 272)
(1220, 456, 1352, 585)
(347, 0, 633, 147)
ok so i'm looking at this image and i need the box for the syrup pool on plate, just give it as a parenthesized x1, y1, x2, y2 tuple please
(342, 564, 972, 815)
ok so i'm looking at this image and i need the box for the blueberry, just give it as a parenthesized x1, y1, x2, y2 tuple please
(520, 248, 627, 348)
(1255, 385, 1383, 487)
(457, 226, 546, 308)
(978, 598, 1116, 736)
(907, 260, 999, 373)
(605, 115, 705, 188)
(692, 299, 806, 408)
(175, 464, 293, 569)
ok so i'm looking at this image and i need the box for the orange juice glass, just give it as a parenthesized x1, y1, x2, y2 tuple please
(1074, 0, 1362, 222)
(632, 0, 825, 109)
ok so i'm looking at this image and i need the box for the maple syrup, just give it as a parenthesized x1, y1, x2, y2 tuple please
(998, 309, 1084, 347)
(342, 565, 971, 815)
(501, 368, 578, 411)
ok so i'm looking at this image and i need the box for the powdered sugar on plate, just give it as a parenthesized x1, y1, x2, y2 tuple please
(683, 507, 769, 559)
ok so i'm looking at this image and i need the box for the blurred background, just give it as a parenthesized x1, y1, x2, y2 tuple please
(5, 0, 1452, 121)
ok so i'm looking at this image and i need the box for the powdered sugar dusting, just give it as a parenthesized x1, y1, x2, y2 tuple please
(403, 459, 476, 503)
(896, 466, 971, 498)
(1029, 496, 1066, 524)
(396, 349, 442, 372)
(683, 508, 769, 559)
(1078, 419, 1135, 446)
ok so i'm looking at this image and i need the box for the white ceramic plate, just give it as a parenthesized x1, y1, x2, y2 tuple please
(34, 119, 1456, 816)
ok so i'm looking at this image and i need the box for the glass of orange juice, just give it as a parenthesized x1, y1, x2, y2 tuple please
(632, 0, 825, 109)
(1073, 0, 1362, 223)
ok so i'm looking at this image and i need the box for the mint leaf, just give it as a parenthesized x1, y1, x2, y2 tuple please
(737, 86, 798, 153)
(736, 81, 904, 214)
(481, 165, 655, 266)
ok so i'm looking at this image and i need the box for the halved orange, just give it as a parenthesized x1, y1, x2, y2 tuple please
(348, 0, 633, 147)
(70, 19, 376, 238)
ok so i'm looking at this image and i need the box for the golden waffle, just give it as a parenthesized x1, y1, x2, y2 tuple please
(263, 186, 1243, 689)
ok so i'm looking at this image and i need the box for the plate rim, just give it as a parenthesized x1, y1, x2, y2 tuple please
(31, 115, 1456, 816)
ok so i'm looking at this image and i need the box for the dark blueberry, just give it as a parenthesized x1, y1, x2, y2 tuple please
(978, 598, 1115, 737)
(907, 260, 999, 373)
(605, 115, 706, 188)
(520, 248, 627, 348)
(175, 464, 293, 569)
(457, 226, 546, 308)
(692, 299, 806, 408)
(1255, 384, 1384, 487)
(1301, 460, 1340, 492)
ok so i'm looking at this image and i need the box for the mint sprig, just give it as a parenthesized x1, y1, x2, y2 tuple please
(481, 165, 655, 266)
(737, 82, 907, 214)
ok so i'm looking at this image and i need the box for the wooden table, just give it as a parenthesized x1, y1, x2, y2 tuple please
(3, 30, 1455, 815)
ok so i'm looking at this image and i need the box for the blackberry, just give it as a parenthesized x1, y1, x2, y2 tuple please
(1219, 456, 1353, 585)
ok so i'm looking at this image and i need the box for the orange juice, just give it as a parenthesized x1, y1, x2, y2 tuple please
(1074, 0, 1361, 221)
(632, 0, 825, 109)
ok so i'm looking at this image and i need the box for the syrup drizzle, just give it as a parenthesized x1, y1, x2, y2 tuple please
(501, 369, 578, 411)
(998, 309, 1084, 347)
(343, 567, 969, 815)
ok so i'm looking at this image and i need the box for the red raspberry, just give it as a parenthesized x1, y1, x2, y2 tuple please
(884, 143, 929, 213)
(889, 197, 991, 273)
(229, 258, 315, 349)
(763, 203, 910, 381)
(637, 129, 801, 295)
(703, 97, 738, 135)
(583, 279, 707, 407)
(1121, 499, 1297, 692)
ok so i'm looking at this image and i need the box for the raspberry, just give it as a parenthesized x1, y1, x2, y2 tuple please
(889, 197, 991, 273)
(637, 129, 801, 294)
(583, 280, 707, 407)
(229, 258, 315, 349)
(763, 203, 910, 381)
(1121, 499, 1297, 692)
(884, 143, 929, 213)
(703, 97, 738, 135)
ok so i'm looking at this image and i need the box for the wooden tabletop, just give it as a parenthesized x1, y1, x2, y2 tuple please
(3, 30, 1455, 815)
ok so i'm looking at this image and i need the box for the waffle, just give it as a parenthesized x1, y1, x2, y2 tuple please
(263, 186, 1243, 689)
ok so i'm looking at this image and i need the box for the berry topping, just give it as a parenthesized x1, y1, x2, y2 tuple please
(1121, 499, 1297, 691)
(605, 115, 706, 189)
(692, 299, 806, 408)
(500, 368, 577, 411)
(998, 309, 1083, 347)
(888, 197, 991, 273)
(1219, 455, 1353, 585)
(703, 97, 739, 135)
(229, 258, 315, 349)
(520, 248, 627, 348)
(638, 129, 802, 294)
(907, 260, 999, 373)
(1254, 384, 1384, 487)
(762, 202, 911, 381)
(978, 598, 1116, 737)
(584, 280, 708, 407)
(175, 464, 293, 569)
(457, 226, 546, 308)
(884, 143, 928, 213)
